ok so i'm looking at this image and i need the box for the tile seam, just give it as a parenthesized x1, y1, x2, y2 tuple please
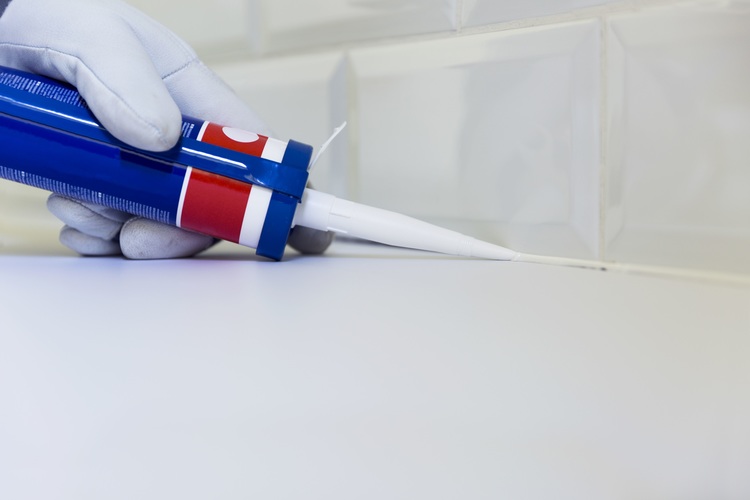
(598, 15, 609, 263)
(203, 0, 696, 64)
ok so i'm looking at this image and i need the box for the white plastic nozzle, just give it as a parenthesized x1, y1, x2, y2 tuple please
(292, 189, 519, 261)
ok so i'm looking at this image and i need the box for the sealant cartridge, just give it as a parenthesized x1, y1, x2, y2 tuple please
(0, 65, 518, 261)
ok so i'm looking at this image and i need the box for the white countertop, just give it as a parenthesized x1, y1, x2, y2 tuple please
(1, 240, 749, 499)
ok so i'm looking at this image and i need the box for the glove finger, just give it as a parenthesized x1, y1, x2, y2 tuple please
(0, 0, 185, 152)
(164, 61, 271, 134)
(75, 53, 182, 152)
(287, 225, 335, 255)
(48, 193, 131, 223)
(47, 194, 123, 240)
(72, 1, 199, 151)
(286, 182, 334, 255)
(119, 218, 216, 260)
(83, 204, 132, 224)
(59, 226, 122, 256)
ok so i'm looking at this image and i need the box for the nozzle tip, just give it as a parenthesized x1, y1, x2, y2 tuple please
(467, 239, 519, 261)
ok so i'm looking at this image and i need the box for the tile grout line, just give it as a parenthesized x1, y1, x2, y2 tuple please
(205, 1, 697, 63)
(344, 52, 360, 201)
(454, 0, 464, 35)
(598, 14, 609, 263)
(516, 253, 750, 287)
(423, 0, 693, 41)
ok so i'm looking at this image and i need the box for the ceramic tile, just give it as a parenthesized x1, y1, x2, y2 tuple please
(350, 22, 601, 258)
(249, 0, 456, 54)
(125, 0, 250, 55)
(213, 53, 349, 198)
(606, 2, 750, 274)
(0, 182, 63, 254)
(462, 0, 622, 28)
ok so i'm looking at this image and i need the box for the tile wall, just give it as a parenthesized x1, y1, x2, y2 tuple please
(2, 0, 748, 277)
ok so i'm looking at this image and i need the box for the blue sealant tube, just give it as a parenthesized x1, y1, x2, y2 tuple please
(0, 65, 311, 260)
(0, 65, 522, 262)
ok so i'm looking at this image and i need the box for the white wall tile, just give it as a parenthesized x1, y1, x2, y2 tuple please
(250, 0, 456, 54)
(125, 0, 251, 56)
(606, 2, 750, 274)
(0, 183, 64, 254)
(350, 22, 601, 258)
(462, 0, 621, 28)
(212, 53, 349, 197)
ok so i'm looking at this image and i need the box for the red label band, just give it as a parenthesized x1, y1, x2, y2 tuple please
(199, 122, 269, 157)
(179, 168, 252, 243)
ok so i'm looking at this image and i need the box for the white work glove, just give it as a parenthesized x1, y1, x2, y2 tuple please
(0, 0, 333, 258)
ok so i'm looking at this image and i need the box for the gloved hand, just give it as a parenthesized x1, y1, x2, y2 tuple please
(0, 0, 333, 258)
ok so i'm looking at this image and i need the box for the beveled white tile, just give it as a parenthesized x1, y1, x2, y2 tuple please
(125, 0, 251, 56)
(462, 0, 621, 28)
(606, 2, 750, 274)
(250, 0, 456, 54)
(0, 183, 64, 254)
(212, 52, 349, 197)
(350, 22, 601, 258)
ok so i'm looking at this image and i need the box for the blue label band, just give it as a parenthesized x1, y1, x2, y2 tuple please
(0, 85, 310, 200)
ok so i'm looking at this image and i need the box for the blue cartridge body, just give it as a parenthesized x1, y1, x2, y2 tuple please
(0, 65, 313, 260)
